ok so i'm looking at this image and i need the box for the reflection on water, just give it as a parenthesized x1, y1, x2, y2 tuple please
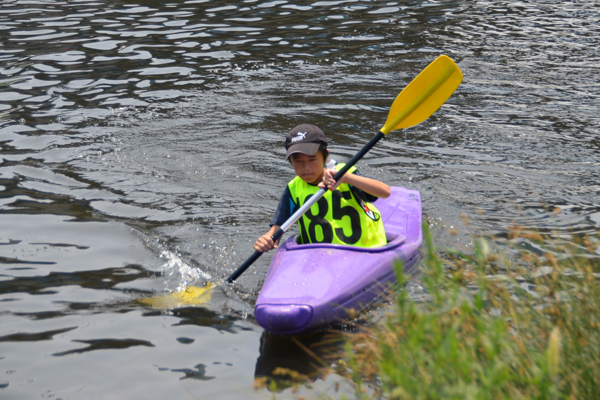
(1, 0, 599, 398)
(255, 330, 346, 386)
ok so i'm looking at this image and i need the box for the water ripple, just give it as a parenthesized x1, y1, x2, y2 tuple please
(1, 0, 599, 397)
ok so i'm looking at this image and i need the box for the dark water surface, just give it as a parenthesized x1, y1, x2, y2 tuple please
(1, 0, 599, 398)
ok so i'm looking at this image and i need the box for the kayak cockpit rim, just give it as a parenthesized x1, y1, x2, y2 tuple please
(283, 232, 407, 253)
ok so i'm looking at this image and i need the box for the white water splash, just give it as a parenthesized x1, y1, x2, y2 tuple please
(158, 251, 211, 292)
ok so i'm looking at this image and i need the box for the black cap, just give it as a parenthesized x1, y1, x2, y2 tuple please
(285, 124, 327, 159)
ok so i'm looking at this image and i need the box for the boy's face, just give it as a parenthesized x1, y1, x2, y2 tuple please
(290, 151, 325, 185)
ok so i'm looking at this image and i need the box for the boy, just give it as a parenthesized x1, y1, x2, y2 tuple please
(254, 124, 390, 253)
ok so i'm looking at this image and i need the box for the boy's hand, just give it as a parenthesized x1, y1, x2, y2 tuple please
(254, 234, 277, 253)
(318, 168, 342, 191)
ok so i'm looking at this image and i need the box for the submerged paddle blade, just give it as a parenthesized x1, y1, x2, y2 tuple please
(137, 283, 215, 309)
(381, 55, 462, 134)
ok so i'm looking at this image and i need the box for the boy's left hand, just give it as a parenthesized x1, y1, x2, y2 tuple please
(319, 168, 342, 191)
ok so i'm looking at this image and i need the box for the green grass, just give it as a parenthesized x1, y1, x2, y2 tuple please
(343, 223, 600, 400)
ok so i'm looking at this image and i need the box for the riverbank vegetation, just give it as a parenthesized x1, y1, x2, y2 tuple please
(343, 222, 600, 399)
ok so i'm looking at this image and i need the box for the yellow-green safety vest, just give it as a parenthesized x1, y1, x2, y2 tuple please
(288, 163, 387, 248)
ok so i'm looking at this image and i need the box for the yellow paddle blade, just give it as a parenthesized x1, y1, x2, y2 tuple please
(381, 55, 463, 135)
(137, 283, 215, 309)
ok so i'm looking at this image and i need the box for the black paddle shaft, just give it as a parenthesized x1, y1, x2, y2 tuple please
(225, 131, 386, 283)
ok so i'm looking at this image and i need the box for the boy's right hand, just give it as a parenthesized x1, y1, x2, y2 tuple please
(254, 234, 277, 253)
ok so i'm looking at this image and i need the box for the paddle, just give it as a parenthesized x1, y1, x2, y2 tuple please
(226, 55, 463, 283)
(138, 55, 462, 308)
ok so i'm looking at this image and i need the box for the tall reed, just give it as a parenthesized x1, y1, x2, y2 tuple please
(345, 223, 600, 399)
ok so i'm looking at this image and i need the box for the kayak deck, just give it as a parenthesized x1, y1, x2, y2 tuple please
(255, 186, 422, 335)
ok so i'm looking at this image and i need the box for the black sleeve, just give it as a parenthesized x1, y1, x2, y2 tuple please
(270, 186, 295, 227)
(350, 170, 379, 203)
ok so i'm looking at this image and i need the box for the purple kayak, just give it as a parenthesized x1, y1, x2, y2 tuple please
(254, 186, 422, 335)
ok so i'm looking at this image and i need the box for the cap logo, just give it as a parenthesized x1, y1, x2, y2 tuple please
(291, 132, 307, 143)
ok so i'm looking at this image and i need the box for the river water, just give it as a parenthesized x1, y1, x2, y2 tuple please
(1, 0, 598, 398)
